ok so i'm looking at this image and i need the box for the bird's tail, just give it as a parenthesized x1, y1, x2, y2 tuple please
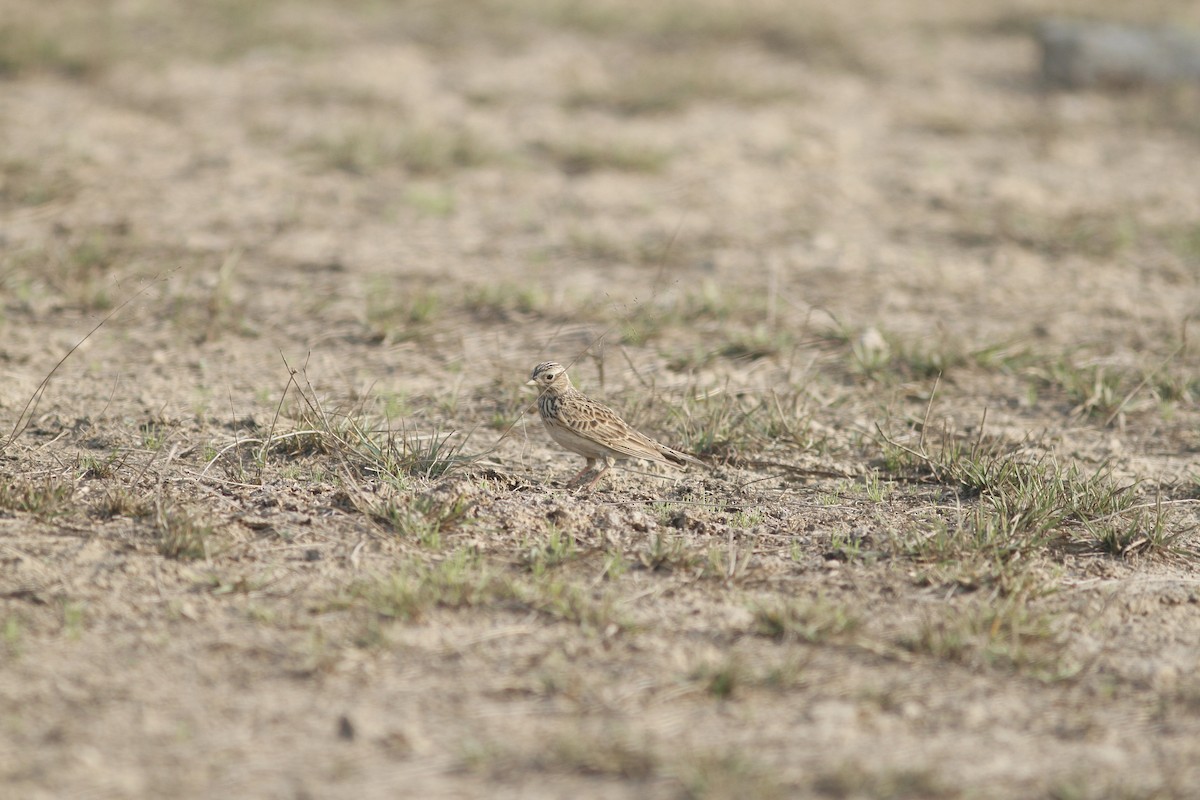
(660, 445, 707, 469)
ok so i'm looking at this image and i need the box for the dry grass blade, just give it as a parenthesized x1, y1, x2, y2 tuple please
(3, 274, 168, 453)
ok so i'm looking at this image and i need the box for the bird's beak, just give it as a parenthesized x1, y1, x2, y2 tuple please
(525, 379, 537, 387)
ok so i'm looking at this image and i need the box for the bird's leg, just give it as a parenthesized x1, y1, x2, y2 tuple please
(581, 457, 614, 492)
(566, 458, 596, 487)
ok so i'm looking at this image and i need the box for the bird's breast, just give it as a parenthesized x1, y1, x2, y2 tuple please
(537, 394, 560, 421)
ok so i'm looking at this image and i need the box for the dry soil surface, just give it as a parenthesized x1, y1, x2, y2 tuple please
(3, 1, 1200, 798)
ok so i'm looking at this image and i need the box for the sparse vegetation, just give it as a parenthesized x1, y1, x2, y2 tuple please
(2, 0, 1199, 798)
(0, 158, 78, 209)
(306, 123, 494, 176)
(897, 598, 1072, 678)
(752, 596, 859, 643)
(333, 549, 627, 632)
(675, 752, 790, 800)
(563, 53, 799, 116)
(336, 549, 503, 622)
(520, 525, 578, 574)
(878, 426, 1187, 562)
(153, 503, 213, 560)
(207, 371, 477, 484)
(0, 475, 75, 518)
(534, 137, 670, 175)
(365, 281, 444, 341)
(91, 486, 151, 519)
(463, 281, 554, 318)
(365, 492, 472, 547)
(811, 763, 951, 800)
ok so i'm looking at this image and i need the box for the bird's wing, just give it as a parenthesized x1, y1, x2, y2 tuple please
(564, 396, 700, 465)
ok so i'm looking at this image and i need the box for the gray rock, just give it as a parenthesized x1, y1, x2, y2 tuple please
(1036, 19, 1200, 88)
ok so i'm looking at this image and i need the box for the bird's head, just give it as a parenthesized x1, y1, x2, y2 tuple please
(527, 361, 571, 393)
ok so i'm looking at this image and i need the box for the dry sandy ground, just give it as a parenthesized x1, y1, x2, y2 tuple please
(3, 1, 1200, 797)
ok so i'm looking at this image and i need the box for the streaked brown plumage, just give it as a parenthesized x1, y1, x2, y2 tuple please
(527, 361, 704, 490)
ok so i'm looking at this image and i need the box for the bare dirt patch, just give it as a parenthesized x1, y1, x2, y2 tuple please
(3, 1, 1200, 797)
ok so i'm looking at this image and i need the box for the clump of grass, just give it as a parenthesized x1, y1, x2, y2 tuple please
(1082, 494, 1182, 558)
(2, 615, 22, 658)
(463, 281, 552, 319)
(199, 250, 245, 342)
(691, 655, 745, 699)
(77, 452, 127, 480)
(0, 475, 75, 518)
(365, 493, 472, 547)
(888, 339, 968, 381)
(903, 517, 1063, 598)
(291, 410, 472, 481)
(4, 227, 148, 311)
(139, 419, 171, 451)
(718, 327, 795, 363)
(948, 453, 1134, 551)
(307, 123, 492, 176)
(1032, 346, 1199, 424)
(0, 14, 106, 78)
(674, 752, 790, 800)
(0, 1, 342, 76)
(392, 0, 859, 71)
(879, 419, 1185, 560)
(1147, 365, 1200, 407)
(689, 651, 811, 699)
(564, 56, 795, 116)
(752, 596, 859, 643)
(206, 364, 476, 484)
(0, 158, 78, 209)
(563, 225, 714, 273)
(1040, 359, 1126, 421)
(92, 486, 151, 519)
(538, 734, 658, 780)
(154, 504, 211, 560)
(698, 537, 754, 584)
(364, 282, 443, 343)
(510, 576, 628, 631)
(374, 426, 474, 480)
(402, 184, 456, 217)
(340, 549, 501, 622)
(841, 326, 975, 381)
(533, 137, 670, 175)
(520, 526, 578, 575)
(638, 533, 702, 572)
(335, 549, 627, 631)
(676, 392, 755, 460)
(1165, 221, 1200, 265)
(811, 763, 951, 800)
(952, 204, 1136, 261)
(675, 388, 811, 463)
(897, 598, 1073, 678)
(566, 226, 639, 267)
(676, 278, 751, 321)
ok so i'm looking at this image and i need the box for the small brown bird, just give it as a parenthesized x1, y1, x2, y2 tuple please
(527, 361, 704, 490)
